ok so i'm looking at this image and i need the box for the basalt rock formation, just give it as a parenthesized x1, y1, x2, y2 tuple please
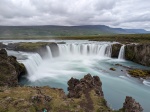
(111, 43, 122, 58)
(125, 44, 150, 66)
(123, 96, 143, 112)
(0, 49, 25, 86)
(67, 74, 111, 112)
(67, 74, 104, 98)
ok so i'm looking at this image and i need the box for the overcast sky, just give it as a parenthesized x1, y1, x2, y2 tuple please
(0, 0, 150, 30)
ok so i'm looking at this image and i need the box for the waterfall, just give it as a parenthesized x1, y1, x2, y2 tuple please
(46, 46, 52, 59)
(21, 43, 112, 77)
(118, 45, 125, 60)
(22, 53, 43, 76)
(58, 43, 112, 57)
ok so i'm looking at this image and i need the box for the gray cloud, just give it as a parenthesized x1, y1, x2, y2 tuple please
(0, 0, 150, 30)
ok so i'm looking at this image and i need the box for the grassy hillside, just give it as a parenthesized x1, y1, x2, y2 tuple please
(0, 25, 150, 39)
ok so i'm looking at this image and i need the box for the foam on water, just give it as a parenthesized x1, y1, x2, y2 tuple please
(6, 41, 150, 112)
(143, 80, 150, 87)
(22, 53, 42, 76)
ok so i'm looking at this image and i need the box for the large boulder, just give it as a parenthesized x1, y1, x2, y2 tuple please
(123, 96, 143, 112)
(67, 74, 103, 98)
(125, 44, 150, 66)
(0, 49, 26, 86)
(111, 43, 122, 58)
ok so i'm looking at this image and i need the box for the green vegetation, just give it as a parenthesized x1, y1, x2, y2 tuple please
(0, 25, 125, 38)
(1, 34, 150, 44)
(0, 87, 114, 112)
(16, 42, 49, 51)
(0, 26, 150, 43)
(110, 68, 116, 71)
(54, 34, 150, 43)
(128, 69, 150, 78)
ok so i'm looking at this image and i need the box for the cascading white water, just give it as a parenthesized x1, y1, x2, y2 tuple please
(118, 45, 125, 60)
(15, 41, 150, 112)
(46, 46, 52, 59)
(58, 43, 112, 57)
(22, 53, 43, 76)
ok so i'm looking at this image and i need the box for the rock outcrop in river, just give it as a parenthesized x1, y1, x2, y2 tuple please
(68, 74, 104, 98)
(123, 96, 143, 112)
(111, 43, 122, 58)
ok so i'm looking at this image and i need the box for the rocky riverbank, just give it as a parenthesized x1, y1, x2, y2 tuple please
(0, 49, 143, 112)
(0, 49, 25, 86)
(0, 74, 143, 112)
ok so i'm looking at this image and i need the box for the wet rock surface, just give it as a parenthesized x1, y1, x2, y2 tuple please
(110, 67, 116, 71)
(111, 43, 122, 58)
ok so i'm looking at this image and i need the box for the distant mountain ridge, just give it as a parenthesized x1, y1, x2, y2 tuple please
(0, 25, 149, 38)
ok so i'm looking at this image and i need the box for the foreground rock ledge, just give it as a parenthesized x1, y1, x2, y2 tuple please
(0, 74, 143, 112)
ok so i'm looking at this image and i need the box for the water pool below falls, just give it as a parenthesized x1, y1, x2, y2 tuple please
(5, 41, 150, 112)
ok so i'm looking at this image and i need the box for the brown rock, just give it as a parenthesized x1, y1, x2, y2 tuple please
(0, 49, 26, 86)
(125, 44, 150, 66)
(123, 96, 143, 112)
(110, 68, 116, 71)
(67, 74, 103, 98)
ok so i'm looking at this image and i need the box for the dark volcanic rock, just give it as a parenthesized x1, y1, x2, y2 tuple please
(0, 49, 26, 86)
(123, 96, 143, 112)
(0, 43, 6, 49)
(125, 44, 150, 66)
(110, 67, 116, 71)
(0, 49, 8, 60)
(111, 43, 122, 58)
(67, 74, 103, 98)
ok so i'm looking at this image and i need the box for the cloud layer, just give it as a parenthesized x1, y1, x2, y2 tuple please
(0, 0, 150, 30)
